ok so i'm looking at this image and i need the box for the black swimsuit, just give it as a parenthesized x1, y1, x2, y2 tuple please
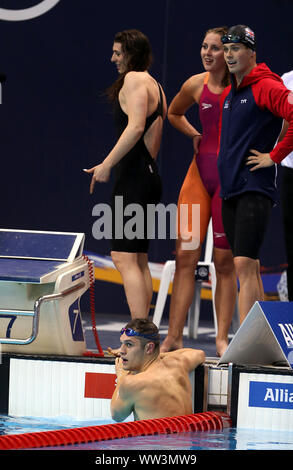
(111, 83, 163, 253)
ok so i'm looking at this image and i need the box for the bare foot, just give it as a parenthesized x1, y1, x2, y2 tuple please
(106, 347, 121, 357)
(216, 338, 228, 357)
(160, 336, 183, 353)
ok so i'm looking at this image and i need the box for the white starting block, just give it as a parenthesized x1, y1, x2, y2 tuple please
(0, 229, 93, 356)
(153, 220, 218, 338)
(153, 219, 240, 338)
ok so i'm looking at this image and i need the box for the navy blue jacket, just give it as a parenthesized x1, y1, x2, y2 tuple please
(217, 63, 293, 201)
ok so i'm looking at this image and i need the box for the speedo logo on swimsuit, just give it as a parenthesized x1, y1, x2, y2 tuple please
(214, 232, 225, 239)
(202, 103, 212, 110)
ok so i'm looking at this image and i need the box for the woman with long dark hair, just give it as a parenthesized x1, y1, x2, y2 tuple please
(85, 30, 167, 320)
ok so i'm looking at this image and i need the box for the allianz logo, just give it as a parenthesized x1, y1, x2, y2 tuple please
(278, 322, 293, 347)
(249, 381, 293, 410)
(264, 387, 293, 403)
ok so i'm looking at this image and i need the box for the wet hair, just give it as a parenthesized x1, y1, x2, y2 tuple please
(124, 318, 160, 352)
(204, 26, 230, 88)
(106, 29, 153, 102)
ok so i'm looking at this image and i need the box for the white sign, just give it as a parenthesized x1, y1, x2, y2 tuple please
(237, 372, 293, 431)
(0, 0, 60, 21)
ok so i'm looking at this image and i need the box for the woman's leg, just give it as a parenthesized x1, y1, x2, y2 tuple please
(256, 259, 265, 301)
(111, 251, 151, 319)
(138, 252, 153, 309)
(210, 188, 237, 355)
(222, 192, 272, 323)
(232, 193, 272, 322)
(213, 247, 238, 356)
(160, 239, 202, 352)
(160, 157, 210, 351)
(234, 256, 262, 324)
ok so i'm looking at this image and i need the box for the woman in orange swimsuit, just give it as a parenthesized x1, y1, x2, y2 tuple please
(161, 27, 238, 356)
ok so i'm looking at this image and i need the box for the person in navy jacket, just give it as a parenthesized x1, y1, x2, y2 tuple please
(217, 25, 293, 324)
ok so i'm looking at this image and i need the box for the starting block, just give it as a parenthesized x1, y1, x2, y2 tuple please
(217, 301, 293, 431)
(218, 301, 293, 368)
(0, 229, 93, 356)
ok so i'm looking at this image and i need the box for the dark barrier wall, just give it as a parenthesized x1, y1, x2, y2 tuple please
(0, 0, 291, 271)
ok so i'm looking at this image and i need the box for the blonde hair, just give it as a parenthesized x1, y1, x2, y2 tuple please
(205, 26, 228, 37)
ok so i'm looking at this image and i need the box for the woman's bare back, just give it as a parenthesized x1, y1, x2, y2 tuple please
(119, 71, 167, 159)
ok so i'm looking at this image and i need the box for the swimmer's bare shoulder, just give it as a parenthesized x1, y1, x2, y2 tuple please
(121, 70, 155, 93)
(168, 72, 207, 118)
(110, 372, 139, 422)
(116, 349, 205, 399)
(117, 371, 149, 401)
(177, 72, 207, 104)
(120, 70, 167, 120)
(160, 348, 205, 372)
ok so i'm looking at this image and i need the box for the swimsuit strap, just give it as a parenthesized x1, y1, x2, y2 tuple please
(143, 81, 164, 135)
(204, 72, 210, 85)
(157, 82, 164, 117)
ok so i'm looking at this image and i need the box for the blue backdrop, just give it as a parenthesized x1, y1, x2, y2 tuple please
(0, 0, 291, 313)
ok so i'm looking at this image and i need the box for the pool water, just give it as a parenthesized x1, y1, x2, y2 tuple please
(1, 414, 293, 450)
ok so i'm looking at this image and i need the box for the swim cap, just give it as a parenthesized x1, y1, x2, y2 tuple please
(221, 25, 256, 51)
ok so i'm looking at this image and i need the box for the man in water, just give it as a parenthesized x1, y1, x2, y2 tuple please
(110, 319, 205, 421)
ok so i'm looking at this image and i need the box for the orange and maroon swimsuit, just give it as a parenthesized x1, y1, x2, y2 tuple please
(178, 73, 230, 250)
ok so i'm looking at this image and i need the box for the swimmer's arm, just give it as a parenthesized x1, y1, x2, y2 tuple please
(111, 374, 135, 423)
(168, 74, 203, 141)
(254, 79, 293, 164)
(246, 120, 289, 171)
(160, 348, 205, 372)
(278, 120, 289, 143)
(84, 73, 148, 193)
(104, 73, 148, 167)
